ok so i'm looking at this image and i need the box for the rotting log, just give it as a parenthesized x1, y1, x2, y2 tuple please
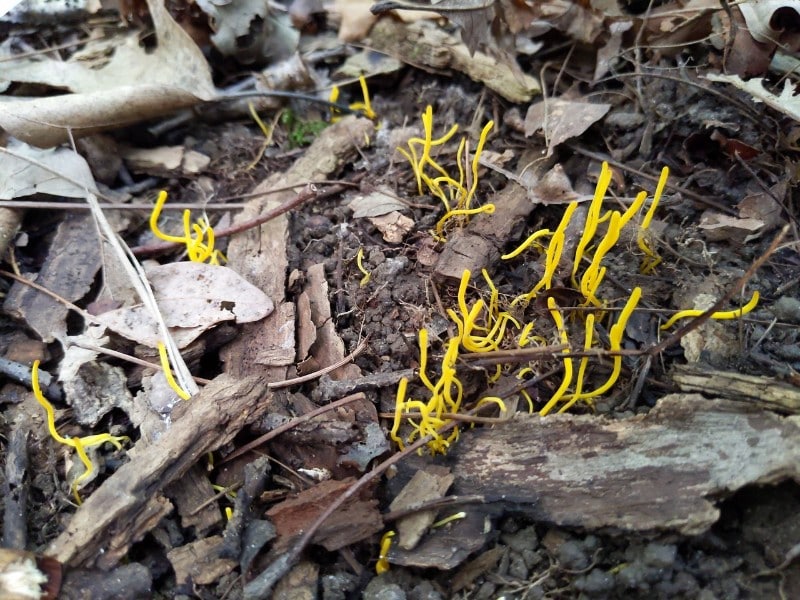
(672, 364, 800, 414)
(47, 374, 269, 568)
(450, 394, 800, 535)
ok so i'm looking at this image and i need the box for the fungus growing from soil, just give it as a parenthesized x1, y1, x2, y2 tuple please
(31, 360, 129, 504)
(398, 105, 495, 241)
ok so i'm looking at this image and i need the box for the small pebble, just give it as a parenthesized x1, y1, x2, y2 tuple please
(558, 540, 590, 571)
(574, 568, 615, 596)
(770, 296, 800, 324)
(643, 543, 677, 568)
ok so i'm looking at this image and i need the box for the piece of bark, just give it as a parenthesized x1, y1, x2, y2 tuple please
(387, 509, 489, 570)
(47, 374, 269, 568)
(390, 466, 454, 550)
(266, 477, 383, 552)
(672, 364, 800, 414)
(4, 213, 99, 343)
(59, 563, 150, 600)
(2, 415, 29, 549)
(434, 182, 532, 281)
(167, 535, 237, 587)
(222, 116, 373, 380)
(450, 394, 800, 535)
(366, 19, 539, 103)
(165, 464, 221, 535)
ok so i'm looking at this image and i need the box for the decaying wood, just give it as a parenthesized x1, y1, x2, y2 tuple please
(366, 19, 540, 103)
(434, 182, 533, 281)
(4, 213, 99, 343)
(166, 535, 237, 587)
(165, 464, 221, 535)
(450, 394, 800, 535)
(222, 116, 373, 379)
(2, 415, 29, 549)
(46, 374, 269, 568)
(265, 477, 383, 552)
(390, 466, 454, 550)
(672, 364, 800, 413)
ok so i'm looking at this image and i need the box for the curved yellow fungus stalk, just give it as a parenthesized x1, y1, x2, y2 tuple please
(580, 287, 641, 400)
(432, 512, 467, 528)
(157, 342, 191, 400)
(571, 162, 613, 287)
(581, 211, 623, 306)
(376, 531, 396, 574)
(476, 396, 507, 413)
(355, 248, 371, 286)
(638, 166, 670, 274)
(31, 361, 129, 503)
(71, 436, 92, 504)
(539, 298, 574, 416)
(390, 377, 410, 449)
(502, 229, 552, 260)
(435, 203, 495, 241)
(558, 313, 595, 413)
(514, 201, 578, 308)
(660, 290, 760, 330)
(464, 120, 494, 211)
(518, 322, 536, 347)
(150, 191, 223, 264)
(417, 329, 436, 393)
(535, 201, 578, 294)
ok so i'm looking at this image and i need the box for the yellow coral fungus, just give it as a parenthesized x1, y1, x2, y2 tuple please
(31, 361, 129, 503)
(356, 248, 371, 287)
(638, 166, 670, 274)
(539, 298, 574, 416)
(376, 531, 396, 574)
(399, 106, 494, 240)
(157, 341, 191, 400)
(660, 290, 759, 330)
(150, 191, 224, 265)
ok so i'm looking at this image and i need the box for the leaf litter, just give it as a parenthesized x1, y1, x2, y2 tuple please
(1, 0, 800, 599)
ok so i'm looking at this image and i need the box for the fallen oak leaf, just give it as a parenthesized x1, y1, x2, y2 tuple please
(95, 262, 274, 349)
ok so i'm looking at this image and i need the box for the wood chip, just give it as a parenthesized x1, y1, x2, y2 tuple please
(451, 394, 800, 535)
(47, 374, 269, 568)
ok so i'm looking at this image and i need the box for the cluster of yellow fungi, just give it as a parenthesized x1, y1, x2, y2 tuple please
(392, 107, 759, 456)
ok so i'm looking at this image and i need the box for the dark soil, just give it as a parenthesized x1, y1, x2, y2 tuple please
(1, 4, 800, 600)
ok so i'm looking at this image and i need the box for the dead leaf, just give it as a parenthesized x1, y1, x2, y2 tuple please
(369, 211, 415, 243)
(348, 186, 407, 217)
(698, 210, 766, 243)
(525, 98, 611, 156)
(121, 145, 211, 176)
(0, 142, 97, 199)
(195, 0, 298, 63)
(0, 0, 215, 146)
(707, 74, 800, 122)
(96, 262, 274, 349)
(739, 0, 800, 50)
(367, 18, 539, 103)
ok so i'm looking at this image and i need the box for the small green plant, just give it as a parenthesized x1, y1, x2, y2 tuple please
(280, 109, 329, 148)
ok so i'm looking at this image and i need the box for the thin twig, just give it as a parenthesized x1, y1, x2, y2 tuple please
(221, 392, 369, 464)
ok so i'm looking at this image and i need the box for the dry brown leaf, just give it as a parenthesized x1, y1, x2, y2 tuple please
(96, 263, 274, 349)
(524, 98, 611, 156)
(707, 74, 800, 121)
(0, 0, 214, 146)
(0, 142, 97, 199)
(369, 211, 415, 243)
(739, 0, 800, 49)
